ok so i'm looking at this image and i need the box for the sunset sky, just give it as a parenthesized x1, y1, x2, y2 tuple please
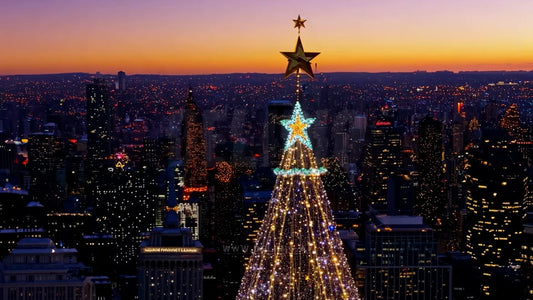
(2, 0, 533, 75)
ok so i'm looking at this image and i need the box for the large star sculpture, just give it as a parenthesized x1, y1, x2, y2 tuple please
(281, 101, 315, 150)
(281, 36, 320, 79)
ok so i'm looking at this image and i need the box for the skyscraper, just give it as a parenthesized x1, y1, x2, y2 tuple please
(138, 171, 203, 300)
(415, 116, 448, 231)
(181, 88, 208, 241)
(116, 71, 126, 92)
(361, 118, 403, 212)
(464, 128, 527, 297)
(86, 79, 113, 169)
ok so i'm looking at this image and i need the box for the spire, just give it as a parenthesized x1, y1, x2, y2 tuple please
(163, 161, 180, 228)
(281, 15, 319, 102)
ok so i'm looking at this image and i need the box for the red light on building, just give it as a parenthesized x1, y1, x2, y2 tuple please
(375, 121, 391, 126)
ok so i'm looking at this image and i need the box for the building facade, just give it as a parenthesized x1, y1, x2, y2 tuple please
(0, 238, 94, 300)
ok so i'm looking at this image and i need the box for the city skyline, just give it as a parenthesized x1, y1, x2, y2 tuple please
(2, 0, 533, 75)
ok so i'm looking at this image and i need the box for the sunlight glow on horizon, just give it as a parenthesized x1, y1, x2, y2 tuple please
(2, 0, 533, 75)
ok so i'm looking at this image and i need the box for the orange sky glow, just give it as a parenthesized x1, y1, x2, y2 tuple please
(2, 0, 533, 75)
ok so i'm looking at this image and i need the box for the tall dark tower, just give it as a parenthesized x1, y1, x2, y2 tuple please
(360, 119, 403, 212)
(415, 117, 447, 231)
(86, 79, 113, 168)
(180, 88, 208, 241)
(464, 129, 527, 298)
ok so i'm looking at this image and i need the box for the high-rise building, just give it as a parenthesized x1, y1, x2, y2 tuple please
(138, 173, 203, 300)
(415, 117, 449, 232)
(0, 238, 95, 299)
(358, 214, 452, 300)
(116, 71, 126, 92)
(181, 88, 208, 242)
(86, 79, 113, 169)
(500, 103, 522, 140)
(93, 153, 159, 273)
(27, 132, 65, 209)
(464, 128, 527, 297)
(361, 118, 403, 212)
(86, 79, 113, 213)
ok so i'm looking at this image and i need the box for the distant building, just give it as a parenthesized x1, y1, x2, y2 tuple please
(357, 214, 452, 300)
(116, 71, 126, 92)
(0, 238, 94, 299)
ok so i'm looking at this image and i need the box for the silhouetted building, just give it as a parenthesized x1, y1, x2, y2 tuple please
(116, 71, 126, 92)
(0, 238, 94, 299)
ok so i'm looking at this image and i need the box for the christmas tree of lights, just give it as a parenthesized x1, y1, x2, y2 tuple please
(237, 16, 359, 300)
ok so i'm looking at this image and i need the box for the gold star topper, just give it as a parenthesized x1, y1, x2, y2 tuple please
(293, 14, 306, 33)
(281, 101, 315, 150)
(281, 36, 320, 79)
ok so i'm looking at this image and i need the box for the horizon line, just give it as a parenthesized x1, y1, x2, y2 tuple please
(2, 69, 533, 77)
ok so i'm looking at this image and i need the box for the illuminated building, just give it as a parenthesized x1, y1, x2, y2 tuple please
(138, 174, 203, 300)
(522, 213, 533, 299)
(464, 129, 527, 297)
(415, 117, 449, 233)
(361, 118, 403, 212)
(359, 215, 452, 300)
(27, 132, 64, 209)
(0, 238, 94, 299)
(500, 103, 522, 140)
(159, 160, 200, 240)
(264, 99, 293, 168)
(93, 152, 159, 273)
(241, 189, 270, 247)
(181, 88, 208, 242)
(45, 212, 92, 250)
(86, 79, 113, 169)
(86, 78, 113, 219)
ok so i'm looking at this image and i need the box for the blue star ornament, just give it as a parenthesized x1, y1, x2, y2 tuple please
(281, 101, 315, 150)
